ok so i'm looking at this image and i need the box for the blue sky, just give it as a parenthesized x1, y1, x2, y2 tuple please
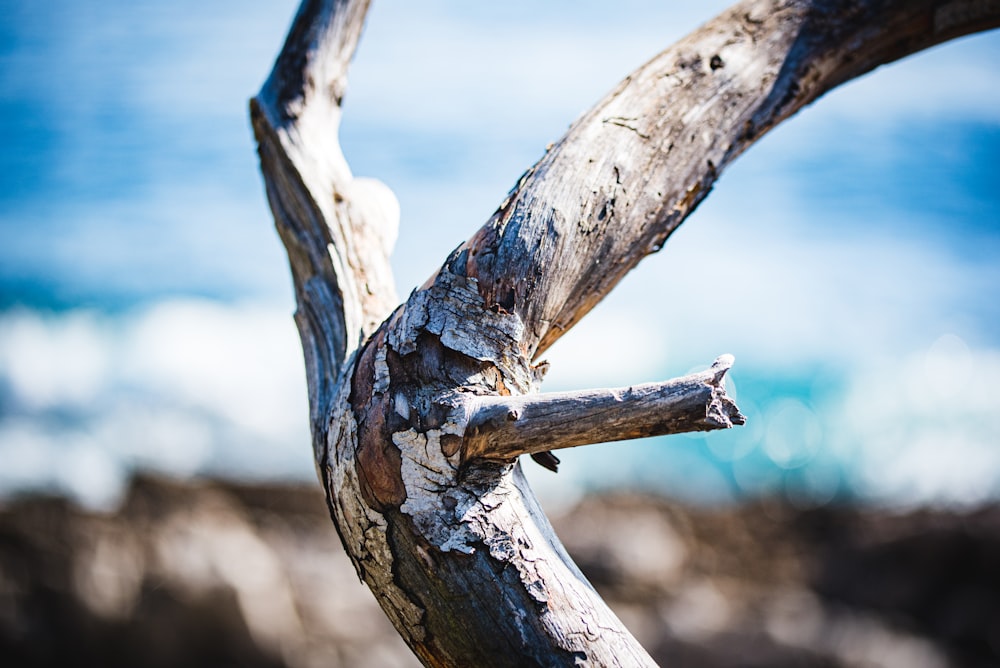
(0, 1, 998, 509)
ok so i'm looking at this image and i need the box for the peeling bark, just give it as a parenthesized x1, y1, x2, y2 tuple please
(251, 0, 1000, 665)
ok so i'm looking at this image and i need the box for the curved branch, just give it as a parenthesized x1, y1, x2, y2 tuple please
(251, 0, 397, 454)
(456, 0, 1000, 359)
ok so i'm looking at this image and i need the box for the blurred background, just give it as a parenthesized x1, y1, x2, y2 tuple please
(1, 1, 998, 666)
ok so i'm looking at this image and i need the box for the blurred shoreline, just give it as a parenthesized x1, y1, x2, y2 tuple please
(1, 473, 997, 667)
(4, 300, 999, 512)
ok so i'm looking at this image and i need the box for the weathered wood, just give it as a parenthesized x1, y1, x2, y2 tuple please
(252, 0, 1000, 665)
(251, 0, 397, 465)
(464, 355, 744, 465)
(459, 0, 1000, 360)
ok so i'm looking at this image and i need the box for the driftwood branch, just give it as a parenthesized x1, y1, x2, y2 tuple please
(252, 0, 1000, 665)
(458, 0, 1000, 360)
(251, 0, 396, 463)
(464, 355, 744, 465)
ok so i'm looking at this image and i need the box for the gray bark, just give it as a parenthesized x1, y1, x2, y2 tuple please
(463, 355, 743, 465)
(251, 0, 1000, 665)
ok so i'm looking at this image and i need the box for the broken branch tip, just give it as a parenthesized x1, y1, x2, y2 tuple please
(712, 353, 735, 370)
(707, 353, 735, 385)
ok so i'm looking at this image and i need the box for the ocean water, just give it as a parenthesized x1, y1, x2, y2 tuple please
(1, 1, 998, 509)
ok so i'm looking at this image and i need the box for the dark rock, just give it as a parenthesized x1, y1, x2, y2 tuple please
(0, 475, 997, 667)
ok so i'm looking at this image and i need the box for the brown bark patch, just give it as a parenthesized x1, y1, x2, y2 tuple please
(351, 328, 406, 510)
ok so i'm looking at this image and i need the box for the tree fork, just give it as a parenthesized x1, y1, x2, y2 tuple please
(252, 0, 1000, 665)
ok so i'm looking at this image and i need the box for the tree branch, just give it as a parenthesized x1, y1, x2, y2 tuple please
(456, 0, 1000, 360)
(463, 355, 744, 465)
(251, 0, 397, 459)
(252, 0, 1000, 665)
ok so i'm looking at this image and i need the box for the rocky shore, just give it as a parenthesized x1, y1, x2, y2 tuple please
(1, 474, 997, 667)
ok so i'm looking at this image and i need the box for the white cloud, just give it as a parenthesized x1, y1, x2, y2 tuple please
(834, 335, 1000, 506)
(0, 420, 126, 510)
(121, 299, 308, 442)
(0, 301, 313, 508)
(0, 309, 112, 409)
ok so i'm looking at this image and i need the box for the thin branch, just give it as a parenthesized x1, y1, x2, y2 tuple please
(258, 0, 371, 131)
(463, 355, 744, 464)
(251, 0, 397, 447)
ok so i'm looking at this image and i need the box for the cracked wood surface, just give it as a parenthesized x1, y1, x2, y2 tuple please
(251, 0, 1000, 665)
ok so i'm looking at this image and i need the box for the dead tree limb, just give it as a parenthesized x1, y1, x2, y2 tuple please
(251, 0, 1000, 665)
(463, 355, 743, 465)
